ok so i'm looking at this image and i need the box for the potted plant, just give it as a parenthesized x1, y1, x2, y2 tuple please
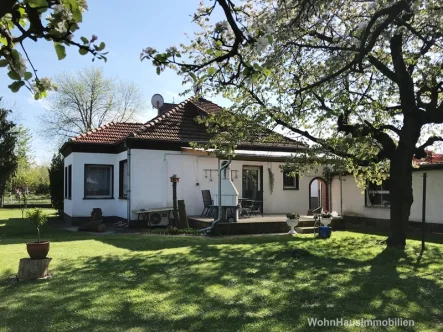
(321, 210, 332, 226)
(286, 213, 300, 235)
(26, 208, 50, 260)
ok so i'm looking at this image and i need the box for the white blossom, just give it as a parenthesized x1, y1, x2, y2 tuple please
(166, 46, 178, 54)
(55, 21, 67, 33)
(254, 35, 269, 54)
(214, 21, 229, 33)
(358, 21, 367, 31)
(39, 77, 52, 91)
(53, 4, 65, 14)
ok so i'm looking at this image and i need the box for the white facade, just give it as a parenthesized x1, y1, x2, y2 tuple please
(64, 151, 128, 219)
(330, 170, 443, 224)
(65, 147, 443, 226)
(64, 148, 327, 220)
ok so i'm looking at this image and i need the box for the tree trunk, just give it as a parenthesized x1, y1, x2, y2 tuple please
(18, 258, 52, 280)
(387, 120, 418, 248)
(0, 185, 4, 208)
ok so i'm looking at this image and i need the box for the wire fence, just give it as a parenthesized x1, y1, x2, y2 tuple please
(3, 194, 51, 206)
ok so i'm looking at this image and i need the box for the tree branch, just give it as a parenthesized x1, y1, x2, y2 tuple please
(390, 33, 416, 112)
(415, 136, 443, 158)
(367, 55, 398, 83)
(337, 114, 396, 159)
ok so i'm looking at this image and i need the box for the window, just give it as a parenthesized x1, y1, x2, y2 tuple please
(283, 170, 299, 190)
(68, 165, 72, 199)
(64, 165, 72, 199)
(84, 164, 113, 199)
(64, 167, 68, 198)
(119, 160, 128, 198)
(366, 179, 390, 207)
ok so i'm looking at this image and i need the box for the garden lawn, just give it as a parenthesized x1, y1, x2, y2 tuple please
(1, 209, 443, 331)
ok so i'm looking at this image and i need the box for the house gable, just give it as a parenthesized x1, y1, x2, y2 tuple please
(60, 97, 305, 157)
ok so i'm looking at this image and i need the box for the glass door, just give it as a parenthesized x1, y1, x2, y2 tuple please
(242, 166, 263, 212)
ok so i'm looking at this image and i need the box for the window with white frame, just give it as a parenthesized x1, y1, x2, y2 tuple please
(84, 164, 113, 198)
(119, 160, 128, 198)
(366, 179, 390, 207)
(64, 165, 72, 199)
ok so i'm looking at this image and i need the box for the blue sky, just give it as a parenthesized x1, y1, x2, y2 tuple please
(0, 0, 225, 163)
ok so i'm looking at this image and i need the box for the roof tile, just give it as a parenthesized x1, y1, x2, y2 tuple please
(68, 97, 304, 150)
(71, 122, 143, 144)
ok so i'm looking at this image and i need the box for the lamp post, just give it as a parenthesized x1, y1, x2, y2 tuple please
(170, 175, 180, 227)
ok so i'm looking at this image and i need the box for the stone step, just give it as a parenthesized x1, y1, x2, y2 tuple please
(295, 226, 318, 234)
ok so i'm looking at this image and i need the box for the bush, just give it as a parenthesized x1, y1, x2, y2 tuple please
(48, 153, 64, 217)
(35, 182, 50, 195)
(144, 227, 201, 236)
(286, 213, 300, 220)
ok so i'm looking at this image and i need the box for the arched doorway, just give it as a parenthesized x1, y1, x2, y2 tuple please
(309, 177, 329, 211)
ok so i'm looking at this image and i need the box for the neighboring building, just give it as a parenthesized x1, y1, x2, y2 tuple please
(61, 97, 326, 225)
(330, 154, 443, 230)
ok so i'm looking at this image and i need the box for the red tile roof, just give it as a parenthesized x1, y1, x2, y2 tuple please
(415, 151, 443, 165)
(71, 122, 143, 144)
(130, 97, 214, 142)
(68, 97, 304, 151)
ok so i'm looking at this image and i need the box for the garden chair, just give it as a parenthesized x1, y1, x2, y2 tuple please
(249, 200, 263, 217)
(201, 190, 213, 217)
(238, 200, 251, 218)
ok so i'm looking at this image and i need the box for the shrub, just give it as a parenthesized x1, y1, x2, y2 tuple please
(321, 210, 332, 218)
(286, 213, 300, 220)
(48, 153, 64, 217)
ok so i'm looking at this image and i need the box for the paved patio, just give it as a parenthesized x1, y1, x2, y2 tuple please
(189, 214, 315, 223)
(187, 214, 318, 235)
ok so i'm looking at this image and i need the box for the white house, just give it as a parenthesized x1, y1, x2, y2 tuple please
(61, 97, 443, 231)
(61, 97, 326, 225)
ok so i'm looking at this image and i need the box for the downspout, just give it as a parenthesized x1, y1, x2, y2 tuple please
(127, 147, 131, 224)
(339, 172, 343, 215)
(200, 157, 231, 233)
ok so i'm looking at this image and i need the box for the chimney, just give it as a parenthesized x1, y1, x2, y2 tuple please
(158, 103, 177, 116)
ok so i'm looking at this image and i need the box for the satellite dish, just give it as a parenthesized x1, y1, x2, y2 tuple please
(151, 94, 164, 109)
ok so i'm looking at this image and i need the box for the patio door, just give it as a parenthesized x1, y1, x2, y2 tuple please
(242, 166, 263, 211)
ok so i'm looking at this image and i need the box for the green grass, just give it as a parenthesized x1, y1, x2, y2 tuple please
(1, 209, 443, 331)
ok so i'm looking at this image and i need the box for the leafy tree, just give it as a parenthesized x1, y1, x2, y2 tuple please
(39, 67, 145, 141)
(143, 0, 443, 247)
(48, 153, 64, 216)
(0, 106, 18, 207)
(8, 125, 33, 193)
(32, 165, 50, 194)
(0, 0, 106, 99)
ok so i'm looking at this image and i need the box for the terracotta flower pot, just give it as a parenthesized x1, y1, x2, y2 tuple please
(26, 241, 50, 260)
